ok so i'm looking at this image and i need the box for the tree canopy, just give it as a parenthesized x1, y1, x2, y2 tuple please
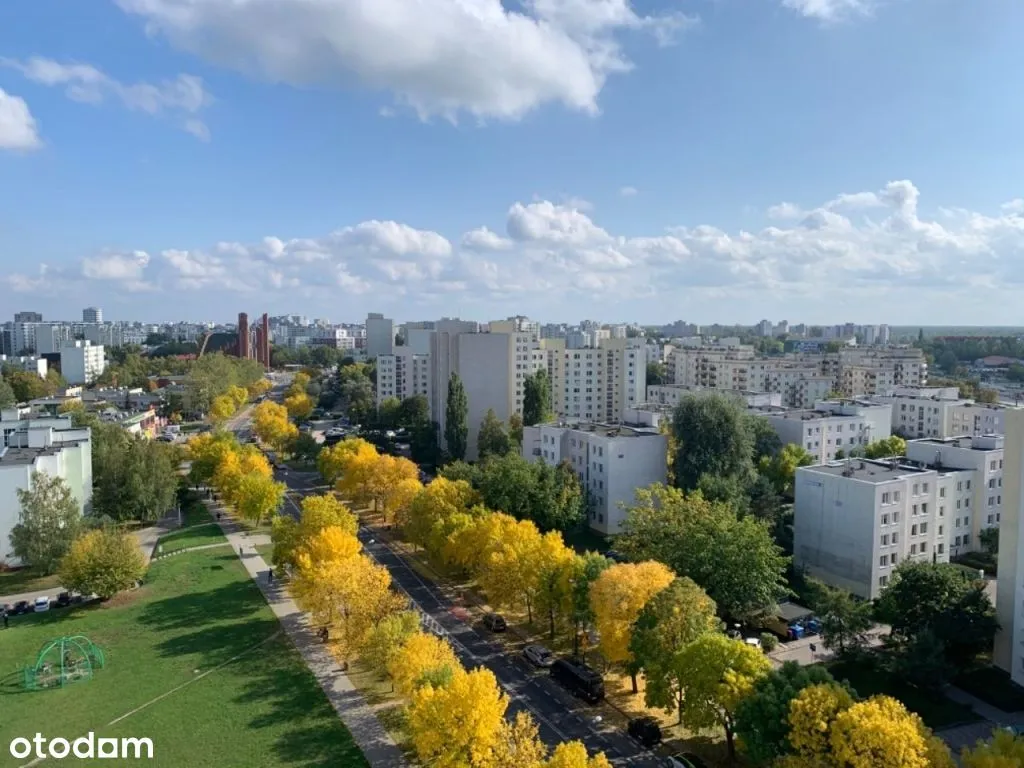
(445, 372, 468, 461)
(671, 393, 755, 491)
(10, 471, 82, 573)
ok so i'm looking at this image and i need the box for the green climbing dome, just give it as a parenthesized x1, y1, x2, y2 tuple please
(23, 635, 106, 690)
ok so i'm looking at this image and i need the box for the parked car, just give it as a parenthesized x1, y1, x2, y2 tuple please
(34, 596, 50, 612)
(667, 753, 708, 768)
(523, 644, 555, 668)
(550, 658, 605, 704)
(627, 716, 662, 748)
(482, 613, 507, 632)
(12, 600, 30, 615)
(604, 550, 628, 563)
(56, 592, 71, 608)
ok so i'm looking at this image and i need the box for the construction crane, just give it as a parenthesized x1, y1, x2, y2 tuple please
(197, 331, 212, 357)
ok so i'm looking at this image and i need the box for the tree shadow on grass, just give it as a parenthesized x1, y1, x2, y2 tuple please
(137, 579, 267, 635)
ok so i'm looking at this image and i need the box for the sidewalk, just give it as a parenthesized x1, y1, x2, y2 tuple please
(214, 511, 408, 768)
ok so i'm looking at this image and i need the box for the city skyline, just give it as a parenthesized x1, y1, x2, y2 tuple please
(2, 1, 1023, 322)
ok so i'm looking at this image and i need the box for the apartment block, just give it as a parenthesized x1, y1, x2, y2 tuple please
(795, 460, 954, 599)
(376, 347, 431, 405)
(60, 341, 106, 385)
(0, 410, 93, 566)
(365, 313, 395, 359)
(995, 409, 1024, 685)
(521, 420, 668, 535)
(646, 385, 782, 409)
(552, 338, 646, 424)
(876, 386, 1015, 439)
(761, 400, 892, 464)
(0, 354, 47, 379)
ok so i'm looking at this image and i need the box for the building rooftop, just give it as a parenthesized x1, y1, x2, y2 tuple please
(542, 421, 662, 438)
(804, 459, 931, 483)
(910, 435, 1005, 452)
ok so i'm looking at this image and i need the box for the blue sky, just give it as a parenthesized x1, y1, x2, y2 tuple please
(1, 0, 1023, 325)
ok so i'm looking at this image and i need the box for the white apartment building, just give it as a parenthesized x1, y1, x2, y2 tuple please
(795, 460, 955, 599)
(12, 322, 38, 354)
(429, 318, 481, 448)
(762, 400, 892, 464)
(549, 338, 646, 424)
(905, 435, 1004, 551)
(646, 385, 782, 409)
(877, 386, 1015, 439)
(0, 355, 47, 378)
(60, 340, 106, 385)
(34, 323, 73, 355)
(995, 409, 1024, 685)
(365, 313, 395, 359)
(0, 410, 92, 566)
(376, 347, 431, 406)
(83, 307, 103, 323)
(521, 420, 668, 535)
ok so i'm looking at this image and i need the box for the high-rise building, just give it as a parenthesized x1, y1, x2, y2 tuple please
(13, 312, 42, 323)
(237, 312, 250, 359)
(82, 307, 103, 323)
(260, 313, 270, 367)
(366, 313, 395, 359)
(60, 340, 106, 384)
(996, 409, 1024, 685)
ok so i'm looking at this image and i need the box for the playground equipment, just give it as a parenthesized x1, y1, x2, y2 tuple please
(23, 635, 105, 690)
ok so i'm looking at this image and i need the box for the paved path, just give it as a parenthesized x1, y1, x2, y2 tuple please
(214, 511, 408, 768)
(934, 686, 1024, 752)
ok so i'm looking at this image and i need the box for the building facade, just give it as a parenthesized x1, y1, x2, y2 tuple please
(762, 400, 892, 464)
(521, 420, 668, 535)
(366, 313, 395, 359)
(82, 307, 103, 323)
(995, 409, 1024, 685)
(60, 341, 106, 385)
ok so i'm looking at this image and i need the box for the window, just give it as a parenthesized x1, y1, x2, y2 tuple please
(894, 491, 902, 502)
(920, 522, 927, 534)
(939, 487, 946, 498)
(956, 518, 961, 527)
(879, 575, 889, 588)
(920, 542, 928, 554)
(957, 481, 963, 491)
(894, 511, 900, 523)
(967, 480, 972, 490)
(988, 515, 994, 525)
(938, 525, 944, 535)
(938, 543, 944, 554)
(939, 505, 945, 517)
(964, 533, 972, 546)
(922, 503, 928, 515)
(911, 524, 918, 536)
(989, 496, 995, 507)
(990, 460, 997, 471)
(912, 504, 919, 516)
(879, 556, 888, 567)
(882, 492, 891, 504)
(910, 544, 917, 555)
(965, 498, 970, 508)
(892, 532, 899, 544)
(965, 516, 970, 527)
(955, 536, 962, 546)
(922, 482, 929, 493)
(989, 478, 996, 489)
(881, 534, 890, 546)
(881, 513, 890, 525)
(890, 553, 898, 564)
(913, 483, 919, 496)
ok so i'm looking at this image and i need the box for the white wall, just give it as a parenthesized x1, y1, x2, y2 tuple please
(458, 333, 512, 461)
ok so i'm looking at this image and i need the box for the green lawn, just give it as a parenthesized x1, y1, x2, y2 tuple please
(0, 568, 61, 598)
(256, 544, 275, 564)
(0, 548, 366, 768)
(157, 524, 230, 554)
(827, 658, 981, 730)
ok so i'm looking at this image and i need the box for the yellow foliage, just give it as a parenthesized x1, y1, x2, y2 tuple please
(407, 667, 507, 768)
(589, 561, 675, 663)
(299, 494, 358, 538)
(829, 696, 930, 768)
(401, 476, 481, 555)
(960, 729, 1024, 768)
(284, 391, 314, 421)
(186, 431, 237, 484)
(323, 438, 379, 505)
(788, 683, 855, 759)
(488, 711, 548, 768)
(226, 384, 249, 409)
(924, 734, 956, 768)
(476, 516, 545, 619)
(247, 378, 272, 399)
(234, 473, 286, 525)
(389, 631, 462, 699)
(209, 394, 237, 423)
(366, 454, 420, 519)
(543, 741, 613, 768)
(384, 477, 422, 526)
(252, 400, 298, 453)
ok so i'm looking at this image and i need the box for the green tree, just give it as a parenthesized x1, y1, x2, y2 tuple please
(875, 561, 999, 667)
(760, 443, 816, 497)
(863, 435, 907, 459)
(9, 471, 83, 573)
(6, 370, 49, 402)
(376, 396, 401, 429)
(569, 552, 611, 655)
(363, 610, 422, 689)
(467, 453, 585, 532)
(0, 377, 16, 407)
(522, 370, 551, 426)
(618, 484, 789, 621)
(646, 362, 667, 386)
(815, 584, 874, 656)
(92, 424, 179, 522)
(477, 408, 512, 460)
(630, 577, 721, 722)
(747, 415, 783, 462)
(672, 394, 754, 491)
(292, 432, 322, 463)
(59, 529, 145, 599)
(397, 395, 429, 428)
(734, 662, 855, 765)
(508, 413, 524, 447)
(444, 372, 468, 461)
(980, 526, 999, 556)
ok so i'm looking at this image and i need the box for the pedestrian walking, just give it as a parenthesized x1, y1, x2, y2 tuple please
(267, 569, 273, 584)
(3, 611, 8, 629)
(239, 546, 244, 557)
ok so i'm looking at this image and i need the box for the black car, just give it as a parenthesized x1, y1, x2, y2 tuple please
(550, 658, 605, 704)
(12, 600, 30, 615)
(482, 613, 507, 632)
(627, 716, 662, 748)
(56, 592, 72, 608)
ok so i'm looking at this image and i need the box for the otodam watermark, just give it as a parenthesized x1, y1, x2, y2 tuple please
(10, 733, 154, 761)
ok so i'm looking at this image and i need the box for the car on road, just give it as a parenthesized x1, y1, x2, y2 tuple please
(666, 753, 708, 768)
(550, 658, 605, 704)
(56, 592, 71, 608)
(523, 644, 555, 668)
(12, 600, 30, 615)
(626, 716, 662, 748)
(34, 596, 50, 612)
(482, 613, 507, 632)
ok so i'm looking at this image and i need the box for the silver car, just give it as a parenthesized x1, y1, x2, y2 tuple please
(523, 644, 555, 668)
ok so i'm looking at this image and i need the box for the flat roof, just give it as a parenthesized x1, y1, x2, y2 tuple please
(541, 421, 662, 438)
(804, 459, 931, 483)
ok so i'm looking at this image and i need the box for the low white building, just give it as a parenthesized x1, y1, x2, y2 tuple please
(0, 411, 92, 566)
(761, 400, 892, 464)
(876, 386, 1016, 439)
(60, 340, 106, 385)
(646, 384, 782, 409)
(522, 420, 668, 535)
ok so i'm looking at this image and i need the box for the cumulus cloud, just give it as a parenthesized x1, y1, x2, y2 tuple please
(11, 181, 1024, 313)
(114, 0, 695, 121)
(781, 0, 874, 23)
(619, 186, 638, 197)
(2, 56, 212, 139)
(0, 88, 41, 150)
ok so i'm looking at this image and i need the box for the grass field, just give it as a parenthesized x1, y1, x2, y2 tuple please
(0, 568, 61, 598)
(0, 544, 366, 768)
(157, 524, 231, 554)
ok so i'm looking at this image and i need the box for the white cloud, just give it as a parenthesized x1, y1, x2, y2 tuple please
(781, 0, 874, 23)
(3, 57, 213, 139)
(13, 180, 1024, 318)
(0, 88, 41, 150)
(619, 186, 638, 197)
(115, 0, 695, 121)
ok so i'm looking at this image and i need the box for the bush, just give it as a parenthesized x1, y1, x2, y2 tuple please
(760, 632, 779, 652)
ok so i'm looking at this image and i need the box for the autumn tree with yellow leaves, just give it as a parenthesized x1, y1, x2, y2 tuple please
(388, 630, 462, 698)
(284, 391, 315, 422)
(588, 560, 674, 681)
(252, 400, 298, 454)
(961, 729, 1024, 768)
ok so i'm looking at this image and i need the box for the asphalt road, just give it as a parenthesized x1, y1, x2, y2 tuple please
(235, 384, 664, 767)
